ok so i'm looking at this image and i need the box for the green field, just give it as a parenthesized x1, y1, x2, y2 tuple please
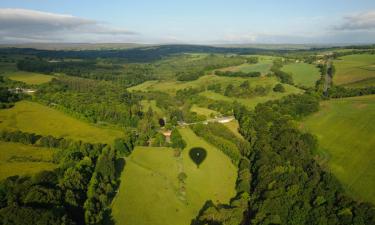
(0, 141, 56, 180)
(281, 63, 320, 87)
(140, 100, 164, 116)
(302, 95, 375, 203)
(333, 54, 375, 87)
(6, 71, 55, 85)
(190, 104, 219, 118)
(0, 101, 124, 144)
(112, 127, 237, 225)
(219, 57, 273, 75)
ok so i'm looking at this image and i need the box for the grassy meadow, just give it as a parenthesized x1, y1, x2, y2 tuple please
(111, 127, 237, 225)
(333, 54, 375, 87)
(0, 101, 124, 144)
(302, 95, 375, 203)
(6, 71, 55, 85)
(190, 104, 219, 118)
(219, 57, 274, 75)
(281, 63, 320, 87)
(0, 141, 56, 180)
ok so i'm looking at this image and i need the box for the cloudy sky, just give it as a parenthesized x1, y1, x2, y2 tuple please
(0, 0, 375, 44)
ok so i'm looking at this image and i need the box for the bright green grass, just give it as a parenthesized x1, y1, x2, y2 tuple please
(190, 105, 219, 118)
(333, 54, 375, 87)
(140, 100, 164, 116)
(343, 77, 375, 88)
(223, 120, 243, 139)
(0, 101, 124, 144)
(302, 95, 375, 203)
(0, 141, 56, 180)
(112, 127, 237, 225)
(6, 71, 55, 85)
(281, 63, 320, 87)
(220, 57, 273, 75)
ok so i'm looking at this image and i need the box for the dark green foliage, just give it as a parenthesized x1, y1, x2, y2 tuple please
(215, 70, 261, 78)
(271, 59, 294, 84)
(327, 85, 375, 98)
(170, 129, 186, 149)
(273, 83, 285, 92)
(223, 82, 271, 98)
(36, 77, 142, 126)
(191, 123, 242, 164)
(189, 147, 207, 167)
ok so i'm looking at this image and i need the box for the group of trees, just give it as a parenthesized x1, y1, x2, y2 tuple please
(215, 70, 261, 78)
(0, 76, 24, 109)
(327, 85, 375, 98)
(0, 128, 128, 224)
(191, 122, 247, 164)
(36, 77, 142, 127)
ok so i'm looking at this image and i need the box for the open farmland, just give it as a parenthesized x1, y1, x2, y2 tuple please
(302, 95, 375, 203)
(0, 141, 56, 180)
(111, 127, 237, 225)
(0, 101, 124, 144)
(333, 54, 375, 87)
(281, 63, 320, 87)
(6, 71, 55, 85)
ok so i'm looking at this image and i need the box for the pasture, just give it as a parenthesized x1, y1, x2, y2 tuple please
(333, 54, 375, 87)
(0, 141, 56, 180)
(6, 71, 55, 85)
(0, 101, 124, 144)
(190, 104, 219, 118)
(111, 127, 237, 225)
(281, 63, 320, 87)
(302, 95, 375, 204)
(219, 57, 274, 75)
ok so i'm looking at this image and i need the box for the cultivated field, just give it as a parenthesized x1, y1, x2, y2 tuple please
(0, 141, 56, 180)
(111, 127, 237, 225)
(219, 57, 274, 75)
(302, 95, 375, 203)
(0, 101, 124, 144)
(333, 54, 375, 87)
(140, 100, 164, 116)
(6, 71, 55, 85)
(190, 104, 219, 118)
(281, 63, 320, 87)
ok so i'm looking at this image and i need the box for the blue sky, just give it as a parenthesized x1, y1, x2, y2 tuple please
(0, 0, 375, 44)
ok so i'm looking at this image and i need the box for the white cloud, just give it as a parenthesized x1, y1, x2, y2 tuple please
(0, 8, 137, 43)
(335, 10, 375, 30)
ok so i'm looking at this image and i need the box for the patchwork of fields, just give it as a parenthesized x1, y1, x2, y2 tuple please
(0, 101, 124, 144)
(0, 141, 56, 180)
(333, 54, 375, 87)
(111, 127, 237, 225)
(129, 75, 302, 109)
(302, 95, 375, 203)
(281, 62, 320, 87)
